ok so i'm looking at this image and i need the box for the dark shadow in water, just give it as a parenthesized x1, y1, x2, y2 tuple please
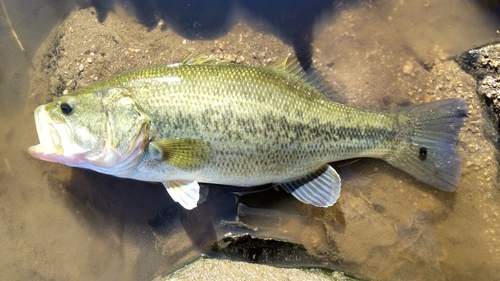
(81, 0, 366, 68)
(65, 169, 169, 226)
(148, 184, 238, 253)
(64, 168, 244, 275)
(58, 169, 175, 277)
(475, 0, 500, 17)
(235, 0, 336, 68)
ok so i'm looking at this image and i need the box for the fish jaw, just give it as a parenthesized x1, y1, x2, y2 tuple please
(29, 104, 62, 161)
(28, 105, 87, 166)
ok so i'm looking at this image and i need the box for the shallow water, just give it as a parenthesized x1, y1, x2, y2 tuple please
(1, 0, 500, 280)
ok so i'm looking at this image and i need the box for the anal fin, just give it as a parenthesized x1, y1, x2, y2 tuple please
(163, 180, 200, 210)
(278, 164, 341, 207)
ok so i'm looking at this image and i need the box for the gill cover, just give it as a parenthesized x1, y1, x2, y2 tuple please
(95, 87, 151, 174)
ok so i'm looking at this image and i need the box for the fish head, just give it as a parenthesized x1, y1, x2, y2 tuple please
(28, 87, 151, 175)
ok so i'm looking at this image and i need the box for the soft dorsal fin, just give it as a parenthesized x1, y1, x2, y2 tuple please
(148, 139, 212, 170)
(181, 53, 229, 65)
(278, 164, 341, 207)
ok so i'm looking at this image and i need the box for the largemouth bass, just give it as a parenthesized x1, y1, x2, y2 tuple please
(28, 54, 467, 209)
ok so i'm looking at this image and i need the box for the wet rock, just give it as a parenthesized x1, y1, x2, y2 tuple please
(455, 43, 500, 79)
(396, 211, 439, 268)
(455, 43, 500, 131)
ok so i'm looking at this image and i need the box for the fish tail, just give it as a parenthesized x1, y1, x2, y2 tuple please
(384, 98, 468, 191)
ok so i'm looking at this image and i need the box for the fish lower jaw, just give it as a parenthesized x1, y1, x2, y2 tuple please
(28, 131, 64, 162)
(28, 144, 48, 156)
(27, 144, 68, 163)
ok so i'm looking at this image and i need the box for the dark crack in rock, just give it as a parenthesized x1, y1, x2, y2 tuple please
(456, 43, 500, 79)
(208, 233, 330, 268)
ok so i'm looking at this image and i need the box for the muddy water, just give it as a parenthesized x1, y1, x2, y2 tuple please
(1, 0, 500, 280)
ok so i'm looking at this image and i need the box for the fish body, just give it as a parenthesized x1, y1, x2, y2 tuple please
(29, 55, 467, 209)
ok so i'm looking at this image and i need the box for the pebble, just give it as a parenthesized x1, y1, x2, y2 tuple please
(236, 56, 245, 64)
(224, 54, 236, 62)
(402, 61, 413, 75)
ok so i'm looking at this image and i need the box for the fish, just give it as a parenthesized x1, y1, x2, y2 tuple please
(28, 54, 468, 210)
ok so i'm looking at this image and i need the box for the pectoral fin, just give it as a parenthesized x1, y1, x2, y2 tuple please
(163, 180, 200, 210)
(149, 139, 212, 170)
(278, 164, 341, 207)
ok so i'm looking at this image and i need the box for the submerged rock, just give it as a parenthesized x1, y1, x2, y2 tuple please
(456, 43, 500, 132)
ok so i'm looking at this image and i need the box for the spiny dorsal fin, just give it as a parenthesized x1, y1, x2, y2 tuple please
(149, 139, 212, 170)
(268, 54, 305, 79)
(268, 54, 340, 102)
(181, 53, 229, 65)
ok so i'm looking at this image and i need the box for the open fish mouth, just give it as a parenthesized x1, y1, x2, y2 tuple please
(28, 105, 63, 161)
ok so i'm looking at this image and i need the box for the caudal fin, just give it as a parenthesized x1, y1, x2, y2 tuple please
(385, 98, 467, 192)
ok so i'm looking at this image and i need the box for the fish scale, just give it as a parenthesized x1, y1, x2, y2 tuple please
(29, 54, 467, 209)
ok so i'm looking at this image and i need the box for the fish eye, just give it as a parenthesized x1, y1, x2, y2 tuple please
(419, 146, 428, 161)
(60, 102, 74, 115)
